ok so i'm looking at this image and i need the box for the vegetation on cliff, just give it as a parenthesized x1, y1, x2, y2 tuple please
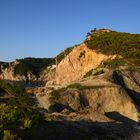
(14, 57, 55, 77)
(85, 29, 140, 65)
(55, 46, 74, 64)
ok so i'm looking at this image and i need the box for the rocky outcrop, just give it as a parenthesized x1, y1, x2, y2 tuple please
(0, 61, 37, 82)
(36, 69, 140, 122)
(54, 43, 117, 85)
(40, 65, 56, 83)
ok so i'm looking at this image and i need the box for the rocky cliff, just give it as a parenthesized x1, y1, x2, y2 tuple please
(36, 69, 140, 122)
(54, 43, 118, 85)
(0, 57, 55, 86)
(36, 29, 140, 124)
(0, 61, 37, 81)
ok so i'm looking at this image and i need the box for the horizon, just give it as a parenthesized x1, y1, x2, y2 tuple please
(0, 0, 140, 62)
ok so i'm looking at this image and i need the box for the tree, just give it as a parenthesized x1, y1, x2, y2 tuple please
(91, 28, 97, 33)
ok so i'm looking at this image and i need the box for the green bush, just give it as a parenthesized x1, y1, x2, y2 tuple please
(14, 57, 55, 77)
(93, 69, 104, 75)
(51, 88, 65, 100)
(55, 46, 74, 64)
(0, 81, 42, 139)
(83, 69, 93, 78)
(23, 118, 32, 129)
(84, 69, 104, 78)
(14, 63, 29, 77)
(0, 80, 34, 107)
(102, 59, 125, 69)
(0, 102, 37, 132)
(2, 130, 18, 140)
(0, 124, 3, 133)
(85, 30, 140, 65)
(67, 83, 103, 90)
(0, 104, 20, 123)
(67, 83, 85, 90)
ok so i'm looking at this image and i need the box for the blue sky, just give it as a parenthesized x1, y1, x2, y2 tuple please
(0, 0, 140, 61)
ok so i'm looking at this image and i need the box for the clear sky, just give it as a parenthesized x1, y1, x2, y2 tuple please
(0, 0, 140, 62)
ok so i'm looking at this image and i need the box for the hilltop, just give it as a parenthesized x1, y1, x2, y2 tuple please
(85, 28, 140, 65)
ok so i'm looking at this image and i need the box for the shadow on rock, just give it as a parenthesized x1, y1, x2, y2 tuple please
(112, 71, 140, 109)
(105, 111, 137, 126)
(21, 113, 140, 140)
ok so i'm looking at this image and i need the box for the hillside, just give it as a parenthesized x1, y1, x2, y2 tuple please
(0, 58, 55, 86)
(0, 28, 140, 140)
(53, 43, 118, 85)
(55, 46, 74, 64)
(43, 29, 140, 85)
(85, 29, 140, 65)
(14, 57, 55, 77)
(35, 28, 140, 140)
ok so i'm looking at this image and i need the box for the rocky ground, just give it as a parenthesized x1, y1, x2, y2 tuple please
(31, 68, 140, 140)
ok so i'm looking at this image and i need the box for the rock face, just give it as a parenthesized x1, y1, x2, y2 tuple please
(55, 43, 117, 85)
(37, 39, 140, 123)
(0, 61, 37, 81)
(40, 65, 56, 83)
(36, 69, 140, 122)
(56, 87, 138, 121)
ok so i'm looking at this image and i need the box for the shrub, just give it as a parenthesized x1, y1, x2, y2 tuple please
(83, 69, 93, 78)
(55, 46, 74, 64)
(0, 124, 3, 133)
(14, 63, 29, 77)
(14, 57, 55, 77)
(67, 83, 104, 90)
(0, 80, 42, 139)
(0, 104, 19, 123)
(84, 69, 104, 78)
(0, 80, 34, 108)
(2, 130, 18, 140)
(85, 30, 140, 65)
(93, 69, 104, 75)
(102, 59, 125, 69)
(67, 83, 84, 90)
(23, 118, 32, 129)
(50, 88, 65, 100)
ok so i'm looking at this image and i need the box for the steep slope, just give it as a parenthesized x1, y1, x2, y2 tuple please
(44, 28, 140, 86)
(54, 43, 118, 85)
(37, 69, 140, 122)
(37, 28, 140, 123)
(85, 29, 140, 65)
(0, 57, 55, 85)
(0, 60, 37, 81)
